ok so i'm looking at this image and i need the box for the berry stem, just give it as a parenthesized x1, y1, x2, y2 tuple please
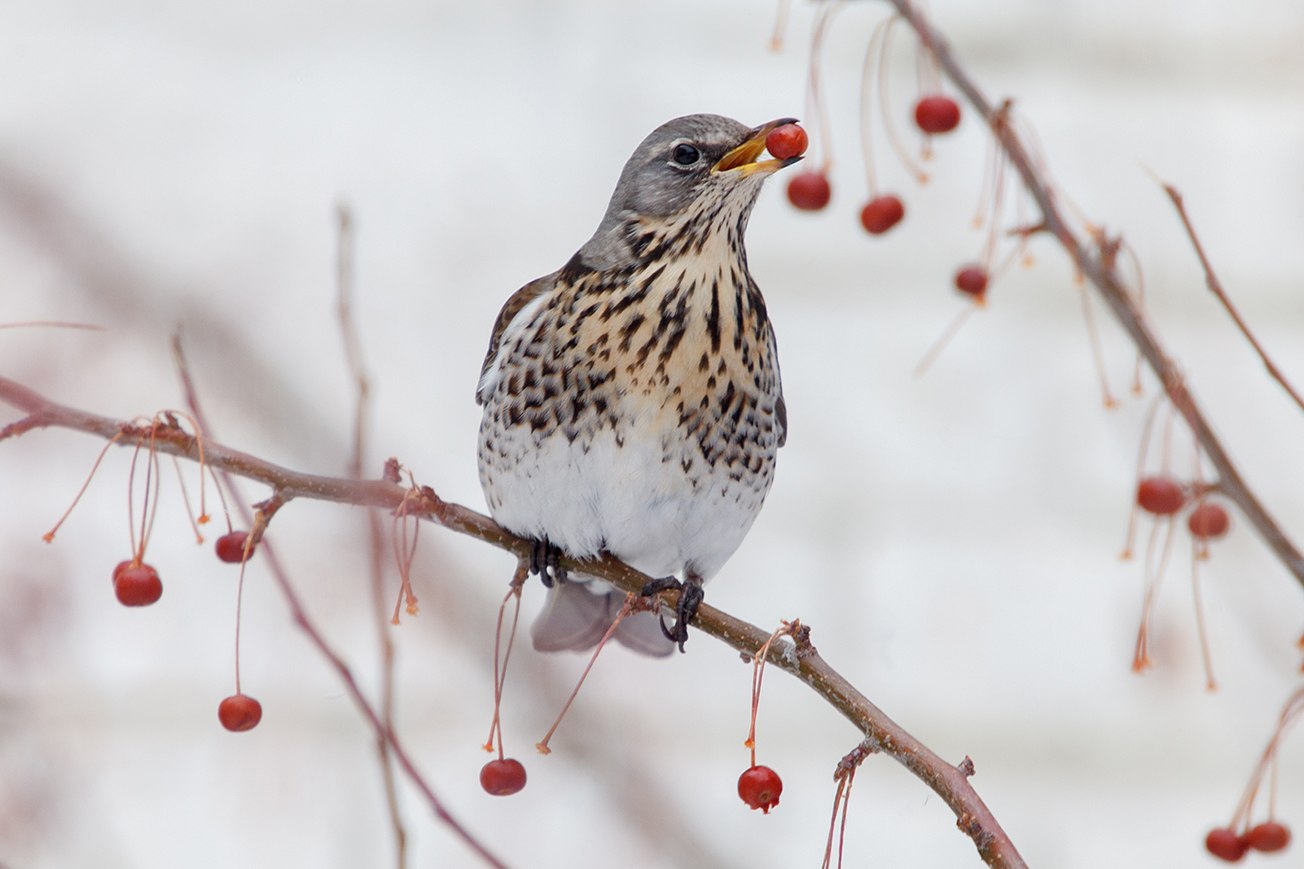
(484, 563, 526, 759)
(143, 443, 161, 554)
(1133, 515, 1178, 673)
(536, 593, 641, 755)
(821, 775, 850, 869)
(126, 427, 164, 562)
(858, 15, 895, 196)
(233, 550, 248, 694)
(978, 142, 1009, 269)
(874, 16, 929, 184)
(746, 622, 795, 767)
(1121, 393, 1166, 558)
(768, 0, 790, 52)
(805, 0, 845, 173)
(161, 409, 210, 529)
(969, 127, 999, 230)
(390, 498, 423, 624)
(126, 439, 143, 559)
(1228, 687, 1304, 833)
(914, 21, 943, 98)
(913, 304, 977, 378)
(172, 455, 207, 544)
(41, 432, 124, 543)
(207, 461, 236, 534)
(1188, 539, 1218, 691)
(1076, 282, 1118, 409)
(822, 742, 874, 869)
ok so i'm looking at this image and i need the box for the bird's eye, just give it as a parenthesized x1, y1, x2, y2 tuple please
(671, 143, 701, 166)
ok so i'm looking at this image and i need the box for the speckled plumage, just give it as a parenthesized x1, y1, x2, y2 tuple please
(476, 114, 794, 655)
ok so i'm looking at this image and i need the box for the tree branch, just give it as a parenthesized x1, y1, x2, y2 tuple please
(0, 373, 1025, 868)
(885, 0, 1304, 589)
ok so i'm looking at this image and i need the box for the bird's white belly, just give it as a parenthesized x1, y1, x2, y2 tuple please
(479, 411, 771, 581)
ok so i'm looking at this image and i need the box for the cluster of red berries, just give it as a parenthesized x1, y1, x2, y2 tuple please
(49, 418, 268, 734)
(1135, 475, 1231, 540)
(782, 94, 961, 240)
(1206, 822, 1292, 862)
(109, 530, 256, 607)
(109, 526, 263, 733)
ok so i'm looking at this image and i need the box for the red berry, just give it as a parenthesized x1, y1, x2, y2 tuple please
(765, 124, 808, 160)
(114, 561, 162, 607)
(737, 764, 783, 813)
(218, 693, 263, 732)
(787, 172, 831, 211)
(479, 758, 527, 796)
(954, 265, 989, 298)
(1187, 502, 1230, 540)
(914, 95, 962, 134)
(215, 530, 253, 564)
(1136, 475, 1186, 515)
(1205, 827, 1249, 862)
(859, 195, 905, 235)
(1246, 821, 1291, 852)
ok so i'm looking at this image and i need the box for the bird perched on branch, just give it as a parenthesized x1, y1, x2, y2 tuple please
(476, 114, 797, 655)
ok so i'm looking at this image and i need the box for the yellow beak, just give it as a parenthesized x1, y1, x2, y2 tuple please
(712, 117, 803, 175)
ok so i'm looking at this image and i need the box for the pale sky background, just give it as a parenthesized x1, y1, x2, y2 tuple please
(2, 1, 1303, 867)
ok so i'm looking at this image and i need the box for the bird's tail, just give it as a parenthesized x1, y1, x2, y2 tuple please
(531, 580, 674, 657)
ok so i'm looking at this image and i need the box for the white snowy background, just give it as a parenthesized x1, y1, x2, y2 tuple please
(1, 1, 1302, 867)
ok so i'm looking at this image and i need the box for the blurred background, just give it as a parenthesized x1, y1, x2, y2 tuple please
(2, 1, 1302, 866)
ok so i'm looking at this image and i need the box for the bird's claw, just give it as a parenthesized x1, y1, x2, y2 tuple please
(528, 538, 567, 588)
(640, 575, 704, 653)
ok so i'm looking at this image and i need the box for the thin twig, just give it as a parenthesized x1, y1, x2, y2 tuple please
(158, 354, 497, 867)
(335, 203, 408, 869)
(1160, 183, 1304, 416)
(0, 373, 1021, 868)
(257, 527, 508, 869)
(0, 320, 106, 331)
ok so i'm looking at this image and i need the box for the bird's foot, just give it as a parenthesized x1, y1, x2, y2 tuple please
(528, 537, 567, 588)
(640, 574, 704, 653)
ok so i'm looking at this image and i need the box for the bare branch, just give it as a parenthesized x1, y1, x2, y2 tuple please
(885, 0, 1304, 589)
(0, 373, 1024, 868)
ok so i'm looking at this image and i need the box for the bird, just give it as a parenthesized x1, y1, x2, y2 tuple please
(476, 113, 797, 656)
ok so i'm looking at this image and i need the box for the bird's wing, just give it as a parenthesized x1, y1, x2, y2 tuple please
(476, 272, 556, 405)
(776, 392, 787, 448)
(769, 327, 787, 448)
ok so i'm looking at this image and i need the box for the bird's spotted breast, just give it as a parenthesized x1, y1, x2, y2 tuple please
(478, 226, 783, 579)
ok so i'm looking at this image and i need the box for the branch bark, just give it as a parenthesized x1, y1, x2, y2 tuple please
(0, 374, 1025, 868)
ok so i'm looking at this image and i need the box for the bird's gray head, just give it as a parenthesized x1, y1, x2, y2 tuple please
(580, 113, 800, 267)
